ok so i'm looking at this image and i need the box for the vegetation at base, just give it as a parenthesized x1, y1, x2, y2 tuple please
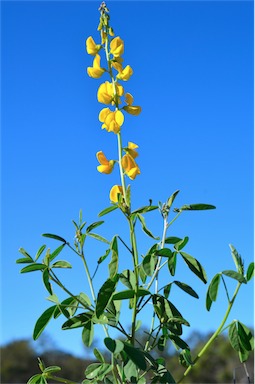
(1, 331, 253, 384)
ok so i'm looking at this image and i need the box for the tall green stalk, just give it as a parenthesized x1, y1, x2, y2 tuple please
(177, 281, 242, 383)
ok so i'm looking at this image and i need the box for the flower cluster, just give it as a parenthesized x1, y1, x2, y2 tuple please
(86, 2, 141, 204)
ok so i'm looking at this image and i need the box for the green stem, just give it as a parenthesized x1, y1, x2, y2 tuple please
(167, 211, 182, 229)
(49, 270, 91, 310)
(144, 217, 168, 352)
(130, 218, 140, 345)
(177, 281, 242, 383)
(117, 132, 127, 203)
(66, 243, 96, 303)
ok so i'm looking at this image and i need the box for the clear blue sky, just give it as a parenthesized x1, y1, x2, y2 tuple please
(1, 1, 254, 358)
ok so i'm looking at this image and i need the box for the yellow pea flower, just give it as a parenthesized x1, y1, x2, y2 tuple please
(87, 55, 105, 79)
(121, 154, 140, 180)
(110, 37, 124, 57)
(123, 93, 141, 115)
(97, 81, 124, 105)
(97, 81, 113, 104)
(99, 107, 111, 123)
(117, 65, 133, 81)
(125, 93, 134, 105)
(96, 151, 114, 174)
(86, 36, 101, 56)
(99, 109, 124, 134)
(126, 142, 139, 159)
(123, 105, 142, 116)
(111, 61, 123, 73)
(110, 185, 123, 203)
(115, 82, 124, 97)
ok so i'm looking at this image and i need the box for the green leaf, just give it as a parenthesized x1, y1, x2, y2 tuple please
(164, 283, 172, 298)
(123, 359, 138, 380)
(169, 335, 190, 350)
(27, 374, 43, 384)
(206, 290, 213, 311)
(239, 346, 250, 363)
(137, 213, 160, 240)
(20, 263, 46, 273)
(155, 248, 172, 257)
(98, 205, 118, 217)
(180, 252, 207, 283)
(54, 297, 77, 319)
(174, 203, 216, 212)
(112, 289, 150, 300)
(78, 292, 91, 307)
(229, 244, 244, 274)
(86, 220, 104, 233)
(174, 237, 189, 251)
(109, 236, 118, 278)
(85, 363, 112, 380)
(87, 232, 110, 244)
(97, 248, 111, 264)
(119, 269, 136, 290)
(153, 295, 189, 335)
(93, 348, 105, 363)
(35, 245, 47, 261)
(208, 273, 221, 302)
(222, 270, 246, 284)
(43, 366, 61, 373)
(131, 205, 158, 214)
(123, 343, 147, 371)
(246, 262, 254, 281)
(49, 244, 66, 262)
(33, 306, 56, 340)
(47, 294, 59, 304)
(179, 349, 193, 367)
(173, 281, 199, 299)
(237, 321, 254, 351)
(168, 252, 177, 276)
(16, 257, 34, 264)
(51, 260, 72, 268)
(95, 276, 118, 318)
(82, 320, 94, 347)
(62, 313, 92, 329)
(165, 237, 182, 244)
(166, 190, 180, 209)
(104, 337, 124, 354)
(18, 247, 33, 259)
(42, 233, 66, 243)
(142, 253, 156, 276)
(42, 268, 52, 295)
(229, 321, 241, 352)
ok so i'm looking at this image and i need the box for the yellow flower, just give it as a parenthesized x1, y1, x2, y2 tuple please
(87, 55, 105, 79)
(125, 142, 139, 159)
(86, 36, 101, 56)
(122, 154, 140, 180)
(110, 185, 123, 203)
(123, 105, 142, 115)
(97, 81, 113, 104)
(111, 61, 123, 73)
(96, 151, 114, 174)
(124, 93, 134, 105)
(116, 65, 133, 81)
(97, 81, 124, 105)
(123, 93, 141, 115)
(99, 108, 124, 134)
(110, 37, 124, 57)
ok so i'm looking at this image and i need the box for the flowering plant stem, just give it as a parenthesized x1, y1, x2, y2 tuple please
(177, 281, 242, 383)
(17, 3, 254, 384)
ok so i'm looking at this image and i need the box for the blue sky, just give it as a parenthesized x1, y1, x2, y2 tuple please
(1, 1, 254, 359)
